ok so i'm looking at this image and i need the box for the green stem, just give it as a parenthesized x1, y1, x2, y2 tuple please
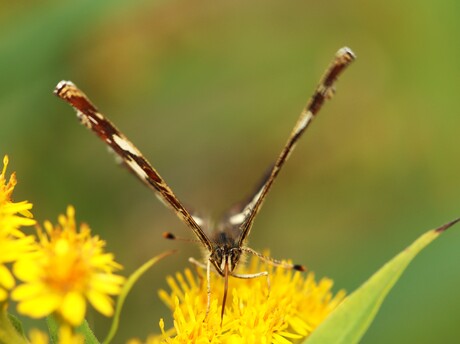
(0, 307, 28, 344)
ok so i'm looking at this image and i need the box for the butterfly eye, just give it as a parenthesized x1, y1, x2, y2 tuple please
(212, 247, 223, 262)
(227, 248, 241, 270)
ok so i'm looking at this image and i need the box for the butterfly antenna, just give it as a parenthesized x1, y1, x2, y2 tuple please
(162, 232, 203, 243)
(242, 247, 306, 271)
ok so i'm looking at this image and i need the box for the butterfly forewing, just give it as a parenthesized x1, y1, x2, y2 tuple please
(217, 47, 357, 247)
(54, 81, 213, 252)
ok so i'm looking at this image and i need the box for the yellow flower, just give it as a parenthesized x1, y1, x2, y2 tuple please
(0, 233, 36, 302)
(28, 329, 50, 344)
(12, 206, 125, 326)
(151, 255, 345, 343)
(29, 326, 84, 344)
(0, 155, 36, 237)
(0, 155, 36, 301)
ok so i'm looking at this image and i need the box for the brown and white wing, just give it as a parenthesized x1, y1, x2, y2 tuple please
(54, 81, 213, 252)
(235, 47, 356, 246)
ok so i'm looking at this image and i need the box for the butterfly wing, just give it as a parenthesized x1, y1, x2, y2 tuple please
(233, 47, 356, 246)
(54, 81, 213, 252)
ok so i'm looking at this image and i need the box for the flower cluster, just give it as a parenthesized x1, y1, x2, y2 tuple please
(130, 255, 345, 344)
(0, 155, 124, 343)
(12, 205, 125, 326)
(0, 156, 36, 302)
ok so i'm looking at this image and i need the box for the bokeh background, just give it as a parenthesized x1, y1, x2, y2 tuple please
(1, 0, 460, 342)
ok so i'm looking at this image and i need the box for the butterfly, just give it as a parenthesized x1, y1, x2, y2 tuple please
(54, 46, 355, 323)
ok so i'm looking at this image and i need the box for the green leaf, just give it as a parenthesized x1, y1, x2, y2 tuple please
(103, 250, 176, 344)
(305, 218, 460, 344)
(47, 316, 100, 344)
(0, 310, 27, 344)
(75, 319, 100, 344)
(46, 315, 59, 344)
(6, 314, 25, 339)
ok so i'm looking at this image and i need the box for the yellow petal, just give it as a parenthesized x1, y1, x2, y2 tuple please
(90, 274, 124, 294)
(17, 292, 61, 318)
(11, 282, 46, 300)
(126, 340, 142, 344)
(58, 325, 84, 344)
(0, 287, 7, 301)
(0, 264, 15, 289)
(13, 258, 42, 282)
(28, 329, 49, 344)
(86, 289, 114, 316)
(61, 292, 86, 326)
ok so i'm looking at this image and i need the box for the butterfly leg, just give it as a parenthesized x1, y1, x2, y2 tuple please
(189, 257, 213, 318)
(206, 258, 212, 318)
(231, 271, 271, 297)
(188, 257, 207, 269)
(188, 257, 207, 292)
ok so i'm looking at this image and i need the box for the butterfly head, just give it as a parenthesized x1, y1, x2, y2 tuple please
(208, 243, 242, 326)
(210, 245, 242, 276)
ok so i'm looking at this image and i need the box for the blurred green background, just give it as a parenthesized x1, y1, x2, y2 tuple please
(1, 0, 460, 342)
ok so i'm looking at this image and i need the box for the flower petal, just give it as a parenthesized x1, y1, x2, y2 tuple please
(17, 292, 61, 318)
(28, 329, 49, 344)
(61, 292, 86, 326)
(90, 273, 125, 295)
(0, 264, 15, 289)
(87, 289, 114, 316)
(11, 282, 46, 300)
(0, 287, 7, 301)
(13, 257, 42, 282)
